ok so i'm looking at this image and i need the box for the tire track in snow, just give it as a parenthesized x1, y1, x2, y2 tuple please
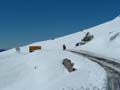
(68, 50, 120, 90)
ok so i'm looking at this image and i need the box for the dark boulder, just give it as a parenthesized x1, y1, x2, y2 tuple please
(62, 58, 76, 72)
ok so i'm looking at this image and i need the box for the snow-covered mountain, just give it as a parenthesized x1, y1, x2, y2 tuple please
(0, 16, 120, 90)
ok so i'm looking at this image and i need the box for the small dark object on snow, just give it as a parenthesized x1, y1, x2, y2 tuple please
(51, 37, 55, 40)
(110, 32, 120, 41)
(34, 66, 37, 69)
(82, 32, 94, 42)
(63, 44, 66, 50)
(63, 58, 76, 72)
(79, 32, 94, 46)
(75, 43, 80, 46)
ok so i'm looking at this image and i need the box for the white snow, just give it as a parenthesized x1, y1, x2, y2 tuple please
(1, 16, 120, 90)
(74, 16, 120, 61)
(0, 50, 107, 90)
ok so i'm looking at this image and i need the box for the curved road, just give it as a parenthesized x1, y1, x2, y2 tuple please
(68, 49, 120, 90)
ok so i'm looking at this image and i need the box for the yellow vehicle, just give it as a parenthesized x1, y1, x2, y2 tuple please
(29, 46, 42, 52)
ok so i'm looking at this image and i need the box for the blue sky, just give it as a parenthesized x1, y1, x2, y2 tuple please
(0, 0, 120, 48)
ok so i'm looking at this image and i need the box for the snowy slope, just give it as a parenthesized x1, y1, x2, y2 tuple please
(19, 16, 120, 58)
(0, 51, 107, 90)
(0, 16, 120, 90)
(75, 16, 120, 60)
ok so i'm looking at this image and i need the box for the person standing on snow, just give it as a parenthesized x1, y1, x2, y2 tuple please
(63, 44, 66, 50)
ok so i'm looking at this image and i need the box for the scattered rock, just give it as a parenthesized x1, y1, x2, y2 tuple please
(109, 32, 120, 41)
(62, 58, 76, 72)
(79, 32, 94, 46)
(82, 32, 94, 42)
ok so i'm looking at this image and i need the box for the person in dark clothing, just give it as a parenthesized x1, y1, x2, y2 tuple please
(63, 44, 66, 50)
